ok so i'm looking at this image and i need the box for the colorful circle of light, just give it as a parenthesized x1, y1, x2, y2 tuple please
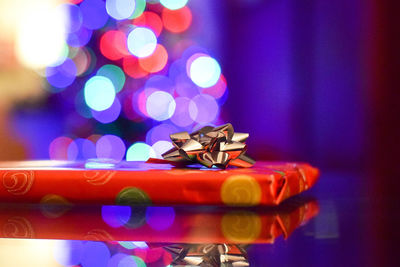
(100, 30, 129, 60)
(49, 137, 74, 160)
(131, 0, 146, 19)
(189, 55, 221, 88)
(189, 94, 219, 124)
(160, 0, 188, 10)
(146, 91, 176, 121)
(72, 48, 91, 76)
(106, 0, 136, 20)
(81, 0, 109, 30)
(67, 26, 93, 47)
(62, 3, 83, 33)
(201, 74, 227, 98)
(101, 205, 131, 228)
(126, 142, 155, 161)
(97, 64, 126, 92)
(162, 6, 192, 33)
(145, 123, 178, 145)
(107, 253, 128, 267)
(123, 56, 149, 78)
(145, 207, 175, 231)
(15, 4, 69, 68)
(138, 44, 168, 73)
(67, 138, 96, 160)
(46, 58, 77, 88)
(53, 240, 84, 266)
(170, 97, 194, 126)
(119, 255, 146, 267)
(127, 27, 157, 58)
(151, 140, 173, 158)
(91, 98, 121, 123)
(96, 134, 126, 161)
(133, 11, 163, 37)
(84, 76, 116, 111)
(118, 241, 148, 250)
(81, 241, 111, 267)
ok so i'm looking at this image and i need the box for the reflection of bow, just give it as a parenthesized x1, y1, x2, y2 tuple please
(162, 123, 255, 169)
(163, 243, 249, 266)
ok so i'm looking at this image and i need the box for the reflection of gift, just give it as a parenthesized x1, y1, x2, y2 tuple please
(164, 243, 249, 266)
(0, 160, 319, 206)
(0, 199, 319, 243)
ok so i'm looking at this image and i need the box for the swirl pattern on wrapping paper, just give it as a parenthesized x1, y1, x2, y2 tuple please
(84, 229, 114, 241)
(220, 175, 262, 206)
(84, 170, 116, 185)
(3, 216, 35, 238)
(2, 171, 34, 195)
(221, 211, 261, 243)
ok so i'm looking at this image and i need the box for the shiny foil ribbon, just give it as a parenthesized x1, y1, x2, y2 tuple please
(163, 243, 249, 267)
(162, 123, 255, 169)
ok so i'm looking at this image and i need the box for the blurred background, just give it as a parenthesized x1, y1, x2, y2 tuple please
(0, 0, 399, 265)
(0, 0, 397, 171)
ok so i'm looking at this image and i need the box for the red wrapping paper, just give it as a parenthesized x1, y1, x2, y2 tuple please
(0, 160, 319, 206)
(0, 200, 318, 243)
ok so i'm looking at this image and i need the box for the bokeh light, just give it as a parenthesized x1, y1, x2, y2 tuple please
(133, 11, 163, 37)
(151, 140, 173, 158)
(189, 55, 221, 88)
(92, 98, 122, 123)
(46, 58, 77, 89)
(106, 0, 136, 20)
(131, 0, 146, 18)
(81, 0, 109, 30)
(162, 6, 192, 33)
(108, 253, 129, 267)
(170, 97, 194, 126)
(127, 27, 157, 58)
(146, 91, 176, 121)
(160, 0, 188, 10)
(123, 56, 149, 78)
(138, 44, 168, 73)
(118, 241, 148, 250)
(189, 94, 219, 124)
(30, 0, 229, 167)
(201, 74, 227, 98)
(96, 135, 126, 161)
(53, 240, 84, 266)
(97, 64, 126, 92)
(49, 136, 74, 160)
(16, 2, 69, 68)
(100, 30, 129, 60)
(119, 255, 146, 267)
(81, 241, 111, 267)
(72, 48, 92, 76)
(126, 142, 155, 161)
(63, 3, 83, 33)
(101, 205, 131, 228)
(84, 76, 116, 111)
(145, 207, 175, 231)
(67, 138, 96, 160)
(145, 123, 179, 145)
(67, 26, 93, 47)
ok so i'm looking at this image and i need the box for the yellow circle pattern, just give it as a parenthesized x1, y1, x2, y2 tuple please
(221, 211, 262, 243)
(220, 175, 262, 206)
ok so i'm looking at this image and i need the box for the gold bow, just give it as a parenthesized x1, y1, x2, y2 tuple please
(162, 123, 255, 169)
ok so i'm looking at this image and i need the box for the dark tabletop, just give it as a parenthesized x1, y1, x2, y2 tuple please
(0, 170, 398, 267)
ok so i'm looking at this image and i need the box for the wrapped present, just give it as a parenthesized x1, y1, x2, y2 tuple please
(0, 160, 319, 206)
(0, 198, 318, 243)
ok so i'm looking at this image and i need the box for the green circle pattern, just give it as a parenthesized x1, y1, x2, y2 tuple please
(116, 187, 152, 206)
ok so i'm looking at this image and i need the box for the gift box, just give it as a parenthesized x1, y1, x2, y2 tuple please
(0, 199, 318, 243)
(0, 160, 319, 206)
